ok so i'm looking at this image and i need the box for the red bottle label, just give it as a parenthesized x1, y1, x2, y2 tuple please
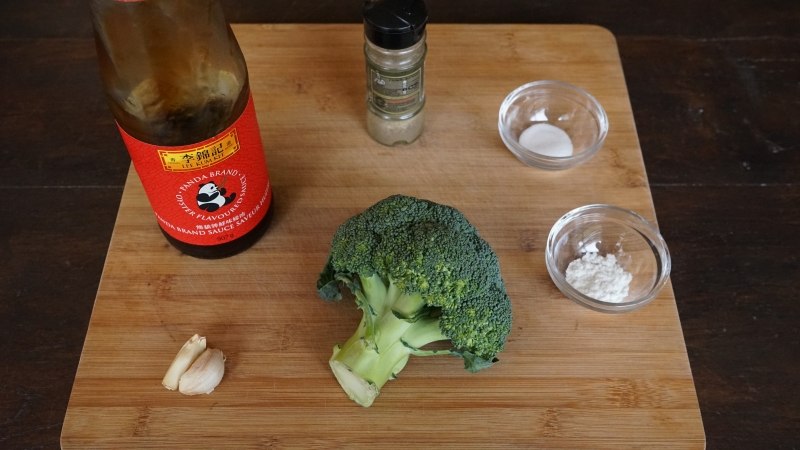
(118, 94, 272, 247)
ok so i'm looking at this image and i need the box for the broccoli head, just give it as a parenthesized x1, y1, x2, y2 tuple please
(317, 194, 512, 407)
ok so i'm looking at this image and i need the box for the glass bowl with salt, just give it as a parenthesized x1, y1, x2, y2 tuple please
(498, 80, 608, 170)
(545, 204, 671, 313)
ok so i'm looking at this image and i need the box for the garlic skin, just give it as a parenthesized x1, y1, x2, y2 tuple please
(178, 348, 226, 395)
(162, 334, 207, 390)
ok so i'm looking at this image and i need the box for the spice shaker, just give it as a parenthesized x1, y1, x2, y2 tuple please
(363, 0, 428, 146)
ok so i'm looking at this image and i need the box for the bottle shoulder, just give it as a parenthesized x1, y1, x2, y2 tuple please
(364, 36, 427, 71)
(93, 1, 249, 145)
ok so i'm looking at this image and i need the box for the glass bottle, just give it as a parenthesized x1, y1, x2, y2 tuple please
(90, 0, 274, 258)
(363, 0, 428, 146)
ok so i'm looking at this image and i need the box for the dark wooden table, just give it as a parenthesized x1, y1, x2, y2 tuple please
(1, 1, 797, 448)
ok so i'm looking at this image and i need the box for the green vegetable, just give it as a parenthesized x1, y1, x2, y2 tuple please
(317, 194, 513, 407)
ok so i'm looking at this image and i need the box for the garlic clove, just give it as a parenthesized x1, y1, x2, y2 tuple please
(162, 334, 207, 390)
(178, 348, 225, 395)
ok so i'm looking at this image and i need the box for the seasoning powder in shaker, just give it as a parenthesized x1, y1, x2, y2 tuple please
(363, 0, 428, 146)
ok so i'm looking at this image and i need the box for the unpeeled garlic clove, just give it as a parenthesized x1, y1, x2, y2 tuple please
(162, 334, 207, 391)
(178, 348, 225, 395)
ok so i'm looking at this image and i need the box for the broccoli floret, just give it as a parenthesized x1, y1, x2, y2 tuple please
(317, 194, 513, 407)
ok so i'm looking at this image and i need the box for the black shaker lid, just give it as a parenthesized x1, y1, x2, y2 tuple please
(363, 0, 428, 50)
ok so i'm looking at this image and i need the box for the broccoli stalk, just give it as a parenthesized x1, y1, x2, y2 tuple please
(324, 273, 452, 406)
(318, 195, 513, 407)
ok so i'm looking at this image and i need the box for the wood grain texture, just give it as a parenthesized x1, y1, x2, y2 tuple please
(60, 24, 703, 448)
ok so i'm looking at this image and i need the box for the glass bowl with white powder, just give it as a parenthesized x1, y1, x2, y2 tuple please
(498, 80, 608, 170)
(545, 204, 671, 313)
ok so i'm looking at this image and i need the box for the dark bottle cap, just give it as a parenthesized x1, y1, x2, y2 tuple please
(363, 0, 428, 50)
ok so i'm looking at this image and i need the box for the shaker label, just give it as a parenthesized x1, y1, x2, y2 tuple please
(117, 94, 272, 247)
(158, 129, 240, 172)
(367, 65, 424, 116)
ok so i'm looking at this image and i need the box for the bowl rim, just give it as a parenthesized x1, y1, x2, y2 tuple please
(498, 80, 609, 170)
(545, 204, 672, 313)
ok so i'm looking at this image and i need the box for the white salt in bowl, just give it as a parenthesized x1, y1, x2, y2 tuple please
(498, 80, 608, 170)
(545, 204, 671, 313)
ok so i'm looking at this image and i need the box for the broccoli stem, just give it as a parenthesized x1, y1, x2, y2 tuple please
(328, 277, 450, 407)
(360, 273, 388, 316)
(401, 316, 450, 353)
(392, 291, 426, 319)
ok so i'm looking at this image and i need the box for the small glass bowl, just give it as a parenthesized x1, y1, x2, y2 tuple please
(498, 80, 608, 170)
(545, 204, 671, 313)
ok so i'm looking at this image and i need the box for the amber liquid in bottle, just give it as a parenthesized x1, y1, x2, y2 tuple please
(91, 0, 273, 258)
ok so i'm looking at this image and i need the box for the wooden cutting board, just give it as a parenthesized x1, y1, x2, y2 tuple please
(62, 24, 704, 449)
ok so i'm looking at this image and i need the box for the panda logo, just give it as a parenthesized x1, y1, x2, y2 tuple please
(196, 181, 236, 212)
